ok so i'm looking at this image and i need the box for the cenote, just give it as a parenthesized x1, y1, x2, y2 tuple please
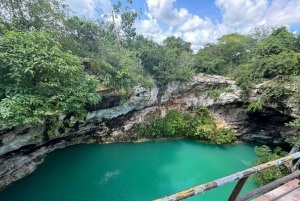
(0, 139, 260, 200)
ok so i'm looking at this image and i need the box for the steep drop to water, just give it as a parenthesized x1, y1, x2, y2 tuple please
(0, 139, 259, 200)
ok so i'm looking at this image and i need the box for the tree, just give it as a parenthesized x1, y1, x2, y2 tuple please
(217, 33, 256, 70)
(137, 36, 195, 87)
(163, 36, 193, 54)
(252, 26, 299, 78)
(59, 16, 101, 58)
(103, 0, 141, 48)
(249, 26, 273, 43)
(263, 51, 300, 78)
(195, 43, 226, 75)
(195, 33, 256, 76)
(154, 49, 195, 86)
(255, 26, 297, 56)
(0, 0, 68, 34)
(0, 31, 100, 132)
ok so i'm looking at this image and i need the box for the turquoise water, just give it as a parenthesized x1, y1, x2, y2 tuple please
(0, 139, 259, 200)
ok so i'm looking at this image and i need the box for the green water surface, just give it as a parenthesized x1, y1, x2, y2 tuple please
(0, 139, 259, 200)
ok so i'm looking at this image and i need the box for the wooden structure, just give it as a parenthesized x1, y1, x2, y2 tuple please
(154, 152, 300, 201)
(253, 179, 300, 201)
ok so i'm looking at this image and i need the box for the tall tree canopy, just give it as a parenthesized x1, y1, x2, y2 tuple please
(0, 31, 100, 129)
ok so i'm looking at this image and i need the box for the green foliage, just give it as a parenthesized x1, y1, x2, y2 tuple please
(1, 0, 197, 94)
(217, 33, 256, 65)
(139, 42, 165, 75)
(285, 118, 300, 150)
(195, 33, 256, 75)
(263, 79, 292, 101)
(163, 36, 192, 54)
(135, 110, 193, 138)
(98, 49, 138, 91)
(256, 27, 297, 56)
(249, 26, 273, 43)
(247, 99, 264, 112)
(195, 88, 205, 97)
(232, 60, 264, 95)
(138, 36, 196, 87)
(285, 119, 300, 128)
(154, 49, 195, 86)
(191, 106, 217, 141)
(215, 128, 236, 145)
(0, 31, 100, 129)
(195, 43, 226, 75)
(290, 75, 300, 100)
(0, 0, 68, 34)
(195, 26, 299, 96)
(245, 77, 292, 110)
(3, 0, 299, 144)
(263, 51, 300, 78)
(253, 145, 288, 186)
(111, 0, 140, 41)
(59, 16, 101, 58)
(96, 40, 155, 92)
(135, 106, 236, 144)
(209, 88, 222, 100)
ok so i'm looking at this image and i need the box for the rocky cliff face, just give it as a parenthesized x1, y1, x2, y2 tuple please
(0, 74, 298, 189)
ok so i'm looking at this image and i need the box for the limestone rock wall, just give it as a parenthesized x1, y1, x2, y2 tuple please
(0, 74, 298, 189)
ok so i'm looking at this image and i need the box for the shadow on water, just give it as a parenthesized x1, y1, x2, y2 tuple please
(0, 139, 260, 201)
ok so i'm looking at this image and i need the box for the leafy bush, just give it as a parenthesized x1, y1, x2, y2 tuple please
(135, 106, 236, 144)
(0, 31, 100, 130)
(252, 145, 288, 186)
(247, 99, 264, 112)
(191, 106, 217, 141)
(215, 128, 236, 144)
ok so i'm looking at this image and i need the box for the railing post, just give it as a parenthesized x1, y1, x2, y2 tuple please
(228, 176, 249, 201)
(236, 170, 300, 201)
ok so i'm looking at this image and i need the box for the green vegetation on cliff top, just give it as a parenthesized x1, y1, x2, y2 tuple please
(1, 0, 300, 189)
(1, 1, 300, 146)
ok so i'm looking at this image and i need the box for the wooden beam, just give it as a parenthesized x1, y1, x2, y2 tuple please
(236, 170, 300, 201)
(228, 176, 249, 201)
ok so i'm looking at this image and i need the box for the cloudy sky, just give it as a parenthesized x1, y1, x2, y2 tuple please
(66, 0, 300, 51)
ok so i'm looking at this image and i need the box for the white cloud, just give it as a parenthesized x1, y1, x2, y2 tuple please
(65, 0, 112, 15)
(66, 0, 95, 14)
(215, 0, 300, 28)
(146, 0, 190, 26)
(137, 13, 161, 34)
(136, 17, 182, 44)
(183, 24, 231, 50)
(178, 16, 214, 32)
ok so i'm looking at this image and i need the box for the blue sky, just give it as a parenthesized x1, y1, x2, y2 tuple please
(66, 0, 300, 51)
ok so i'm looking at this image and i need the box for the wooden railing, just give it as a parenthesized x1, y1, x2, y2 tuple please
(154, 152, 300, 201)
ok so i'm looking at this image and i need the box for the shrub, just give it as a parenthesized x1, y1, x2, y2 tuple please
(252, 146, 288, 186)
(135, 106, 236, 144)
(0, 31, 100, 132)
